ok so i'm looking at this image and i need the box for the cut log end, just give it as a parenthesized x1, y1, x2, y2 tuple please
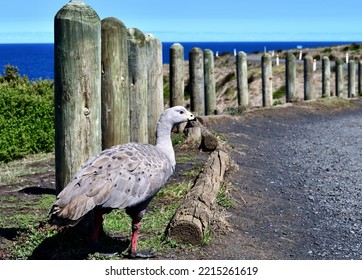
(167, 217, 203, 245)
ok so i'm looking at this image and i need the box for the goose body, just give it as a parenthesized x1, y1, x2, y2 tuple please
(49, 106, 194, 257)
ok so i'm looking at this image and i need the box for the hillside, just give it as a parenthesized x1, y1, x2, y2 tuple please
(163, 43, 362, 112)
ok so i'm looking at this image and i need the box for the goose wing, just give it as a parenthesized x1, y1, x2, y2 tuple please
(50, 143, 173, 221)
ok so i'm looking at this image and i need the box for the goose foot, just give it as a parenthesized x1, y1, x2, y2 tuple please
(123, 248, 157, 259)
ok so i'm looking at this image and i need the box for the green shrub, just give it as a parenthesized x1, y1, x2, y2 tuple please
(0, 65, 54, 162)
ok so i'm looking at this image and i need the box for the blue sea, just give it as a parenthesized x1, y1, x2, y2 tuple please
(0, 41, 355, 80)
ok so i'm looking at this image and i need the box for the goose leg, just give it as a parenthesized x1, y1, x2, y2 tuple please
(90, 211, 103, 251)
(126, 220, 156, 259)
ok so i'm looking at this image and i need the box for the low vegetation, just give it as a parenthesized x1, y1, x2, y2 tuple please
(0, 65, 54, 163)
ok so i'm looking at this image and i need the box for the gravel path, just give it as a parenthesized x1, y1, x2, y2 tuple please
(185, 101, 362, 259)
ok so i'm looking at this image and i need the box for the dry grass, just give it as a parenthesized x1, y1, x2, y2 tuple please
(0, 153, 54, 186)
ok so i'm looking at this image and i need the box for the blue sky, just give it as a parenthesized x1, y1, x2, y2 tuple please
(0, 0, 362, 43)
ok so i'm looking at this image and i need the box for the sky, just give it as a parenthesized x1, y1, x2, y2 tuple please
(0, 0, 362, 43)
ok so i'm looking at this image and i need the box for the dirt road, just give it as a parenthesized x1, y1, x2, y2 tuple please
(180, 100, 362, 259)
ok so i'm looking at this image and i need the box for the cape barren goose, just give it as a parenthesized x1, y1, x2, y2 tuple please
(49, 106, 195, 258)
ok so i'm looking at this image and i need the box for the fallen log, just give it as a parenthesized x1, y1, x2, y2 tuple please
(166, 146, 230, 245)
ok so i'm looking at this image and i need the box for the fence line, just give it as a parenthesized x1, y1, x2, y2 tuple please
(54, 2, 164, 192)
(169, 44, 362, 112)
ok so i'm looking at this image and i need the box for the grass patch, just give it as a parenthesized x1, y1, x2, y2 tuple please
(96, 180, 193, 259)
(176, 154, 196, 164)
(223, 106, 247, 116)
(182, 165, 203, 177)
(172, 133, 186, 146)
(0, 152, 54, 186)
(273, 85, 286, 100)
(216, 183, 235, 209)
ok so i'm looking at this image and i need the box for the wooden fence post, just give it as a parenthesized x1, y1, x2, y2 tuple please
(261, 53, 273, 107)
(322, 56, 331, 98)
(54, 2, 102, 193)
(170, 43, 185, 107)
(128, 28, 148, 143)
(204, 49, 216, 115)
(348, 60, 356, 98)
(359, 61, 362, 96)
(304, 55, 314, 100)
(189, 47, 205, 115)
(101, 17, 129, 149)
(286, 52, 296, 102)
(335, 58, 344, 98)
(236, 51, 249, 107)
(146, 34, 164, 144)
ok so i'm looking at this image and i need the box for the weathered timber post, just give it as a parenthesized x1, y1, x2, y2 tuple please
(322, 56, 331, 98)
(348, 60, 356, 98)
(146, 34, 164, 144)
(304, 55, 314, 100)
(261, 53, 273, 107)
(101, 17, 129, 149)
(189, 47, 205, 115)
(335, 58, 344, 98)
(169, 43, 184, 107)
(285, 52, 296, 102)
(54, 2, 101, 193)
(128, 28, 148, 143)
(236, 51, 249, 107)
(204, 49, 216, 115)
(358, 61, 362, 96)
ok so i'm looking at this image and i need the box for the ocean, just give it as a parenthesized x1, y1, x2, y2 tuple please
(0, 41, 355, 80)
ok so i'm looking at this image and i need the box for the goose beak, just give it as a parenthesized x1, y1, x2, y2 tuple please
(187, 111, 195, 121)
